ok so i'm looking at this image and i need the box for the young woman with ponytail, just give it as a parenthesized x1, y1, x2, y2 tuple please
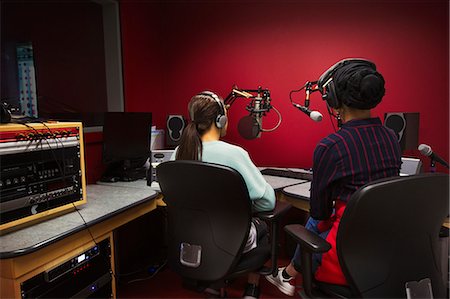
(171, 91, 275, 299)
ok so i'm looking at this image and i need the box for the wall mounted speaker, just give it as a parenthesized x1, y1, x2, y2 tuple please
(166, 115, 185, 148)
(384, 112, 419, 151)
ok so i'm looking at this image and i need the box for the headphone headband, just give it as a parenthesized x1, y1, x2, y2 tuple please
(318, 58, 375, 89)
(198, 91, 225, 115)
(192, 91, 228, 129)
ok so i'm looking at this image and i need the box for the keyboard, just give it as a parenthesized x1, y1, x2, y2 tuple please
(260, 168, 313, 181)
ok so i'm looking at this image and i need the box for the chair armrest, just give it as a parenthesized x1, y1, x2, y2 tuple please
(284, 224, 331, 253)
(284, 224, 331, 298)
(254, 201, 291, 276)
(255, 201, 292, 222)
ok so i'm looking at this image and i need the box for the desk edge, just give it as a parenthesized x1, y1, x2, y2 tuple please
(0, 192, 160, 259)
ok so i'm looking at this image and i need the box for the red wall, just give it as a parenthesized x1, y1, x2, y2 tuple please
(120, 1, 449, 172)
(120, 2, 165, 123)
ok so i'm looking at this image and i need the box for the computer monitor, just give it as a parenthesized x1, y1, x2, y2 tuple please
(400, 157, 423, 176)
(101, 112, 152, 182)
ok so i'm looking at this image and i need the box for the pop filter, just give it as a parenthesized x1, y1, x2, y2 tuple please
(237, 115, 261, 140)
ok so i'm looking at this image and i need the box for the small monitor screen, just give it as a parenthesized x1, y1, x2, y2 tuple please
(400, 157, 422, 176)
(102, 112, 152, 165)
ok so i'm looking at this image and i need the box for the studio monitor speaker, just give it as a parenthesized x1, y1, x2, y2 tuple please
(384, 112, 419, 151)
(166, 115, 185, 148)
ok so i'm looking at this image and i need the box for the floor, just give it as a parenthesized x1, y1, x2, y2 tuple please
(115, 207, 307, 298)
(116, 259, 303, 298)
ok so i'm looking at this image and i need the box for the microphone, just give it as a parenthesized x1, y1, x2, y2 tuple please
(293, 103, 323, 122)
(418, 144, 449, 169)
(232, 86, 281, 139)
(237, 115, 261, 140)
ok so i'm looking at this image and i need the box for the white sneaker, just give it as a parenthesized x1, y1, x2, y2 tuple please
(265, 267, 295, 296)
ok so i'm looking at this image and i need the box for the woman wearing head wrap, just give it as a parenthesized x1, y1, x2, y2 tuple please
(266, 59, 402, 295)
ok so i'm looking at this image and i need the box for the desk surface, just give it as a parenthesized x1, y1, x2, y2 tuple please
(5, 173, 442, 258)
(258, 167, 311, 191)
(140, 175, 305, 193)
(278, 179, 450, 229)
(282, 181, 311, 200)
(0, 184, 158, 259)
(96, 179, 150, 189)
(262, 175, 306, 191)
(0, 173, 305, 259)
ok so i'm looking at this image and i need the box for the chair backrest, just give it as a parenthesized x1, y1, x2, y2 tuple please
(156, 160, 252, 282)
(337, 173, 449, 298)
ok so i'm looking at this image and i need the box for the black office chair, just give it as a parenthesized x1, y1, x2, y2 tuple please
(285, 173, 449, 298)
(156, 160, 291, 295)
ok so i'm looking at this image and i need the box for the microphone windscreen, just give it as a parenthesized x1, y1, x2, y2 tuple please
(238, 115, 260, 140)
(418, 144, 432, 156)
(310, 111, 323, 122)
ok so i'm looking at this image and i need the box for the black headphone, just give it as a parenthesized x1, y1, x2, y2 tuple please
(317, 58, 376, 109)
(196, 91, 228, 129)
(0, 102, 11, 124)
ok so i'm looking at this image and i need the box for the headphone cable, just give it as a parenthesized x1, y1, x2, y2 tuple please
(19, 122, 116, 281)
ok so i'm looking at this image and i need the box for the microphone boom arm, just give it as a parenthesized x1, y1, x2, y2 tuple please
(290, 81, 323, 122)
(224, 86, 272, 113)
(224, 85, 281, 134)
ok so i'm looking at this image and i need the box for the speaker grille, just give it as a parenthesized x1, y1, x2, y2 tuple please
(166, 115, 185, 147)
(384, 112, 419, 151)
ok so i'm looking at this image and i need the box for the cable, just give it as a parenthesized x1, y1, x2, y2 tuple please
(289, 83, 307, 107)
(70, 190, 118, 281)
(326, 105, 338, 133)
(115, 258, 167, 278)
(18, 122, 59, 211)
(19, 122, 116, 279)
(38, 122, 66, 177)
(6, 122, 118, 286)
(53, 123, 117, 280)
(71, 203, 97, 242)
(39, 121, 70, 191)
(125, 259, 167, 284)
(260, 106, 282, 132)
(70, 203, 118, 281)
(19, 122, 73, 200)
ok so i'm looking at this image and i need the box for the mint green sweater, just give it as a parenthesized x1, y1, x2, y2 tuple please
(172, 141, 275, 212)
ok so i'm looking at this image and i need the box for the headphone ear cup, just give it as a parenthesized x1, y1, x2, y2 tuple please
(325, 81, 340, 109)
(216, 114, 227, 129)
(0, 103, 11, 124)
(319, 58, 375, 110)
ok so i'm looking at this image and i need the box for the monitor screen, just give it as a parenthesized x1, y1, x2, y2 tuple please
(400, 157, 422, 176)
(102, 112, 152, 165)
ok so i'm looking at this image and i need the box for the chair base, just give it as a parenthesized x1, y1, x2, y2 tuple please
(298, 282, 353, 299)
(182, 278, 228, 298)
